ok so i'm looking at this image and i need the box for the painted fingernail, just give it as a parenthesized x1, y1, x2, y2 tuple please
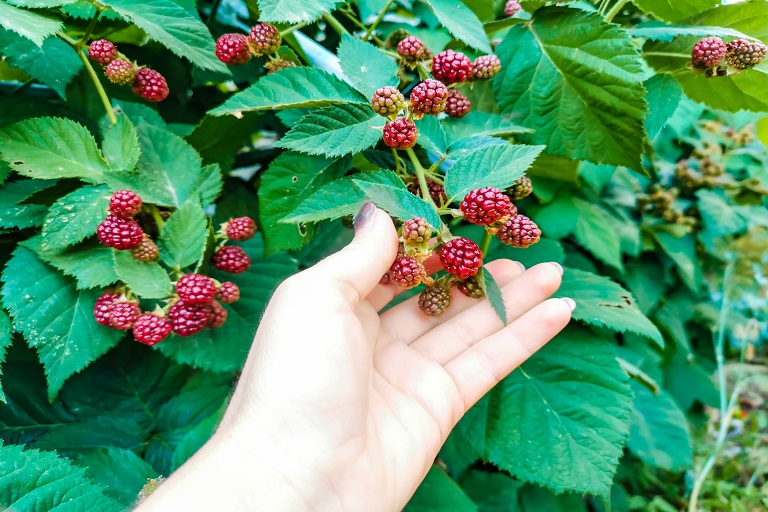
(515, 261, 526, 273)
(354, 202, 375, 233)
(561, 297, 576, 312)
(549, 262, 564, 275)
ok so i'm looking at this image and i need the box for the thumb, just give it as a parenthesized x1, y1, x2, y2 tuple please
(309, 203, 399, 303)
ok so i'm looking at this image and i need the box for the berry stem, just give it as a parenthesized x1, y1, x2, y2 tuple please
(339, 9, 385, 45)
(79, 7, 103, 45)
(603, 0, 629, 22)
(322, 13, 350, 36)
(363, 0, 395, 42)
(147, 204, 166, 230)
(279, 21, 311, 38)
(479, 231, 492, 257)
(405, 147, 438, 210)
(60, 32, 118, 125)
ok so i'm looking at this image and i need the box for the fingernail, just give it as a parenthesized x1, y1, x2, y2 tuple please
(549, 262, 564, 275)
(515, 261, 526, 273)
(354, 202, 375, 233)
(561, 297, 576, 312)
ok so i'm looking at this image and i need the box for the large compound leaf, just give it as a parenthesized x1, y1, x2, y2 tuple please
(40, 185, 110, 253)
(1, 245, 123, 400)
(158, 201, 208, 270)
(337, 34, 399, 99)
(493, 7, 647, 171)
(631, 0, 721, 23)
(0, 1, 61, 45)
(424, 0, 492, 53)
(455, 327, 633, 498)
(257, 0, 343, 23)
(210, 67, 365, 117)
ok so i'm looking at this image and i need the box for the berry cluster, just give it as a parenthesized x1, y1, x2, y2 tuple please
(691, 36, 767, 76)
(215, 23, 294, 73)
(97, 190, 147, 252)
(88, 39, 168, 102)
(212, 217, 257, 274)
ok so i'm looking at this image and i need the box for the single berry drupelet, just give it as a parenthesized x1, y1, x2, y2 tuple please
(108, 300, 141, 330)
(249, 23, 281, 56)
(691, 37, 727, 69)
(225, 216, 257, 241)
(410, 79, 448, 117)
(94, 291, 120, 326)
(88, 39, 117, 65)
(109, 190, 142, 218)
(105, 60, 137, 85)
(176, 274, 217, 305)
(372, 86, 406, 118)
(407, 176, 447, 205)
(388, 257, 424, 288)
(472, 55, 502, 80)
(507, 176, 533, 200)
(168, 301, 211, 337)
(445, 90, 471, 118)
(402, 217, 431, 243)
(97, 215, 144, 250)
(382, 118, 418, 149)
(216, 281, 240, 304)
(131, 234, 159, 262)
(132, 68, 169, 102)
(208, 301, 228, 328)
(504, 0, 521, 16)
(497, 214, 541, 248)
(418, 285, 451, 317)
(216, 33, 252, 65)
(456, 275, 485, 299)
(461, 187, 514, 225)
(133, 313, 172, 346)
(726, 39, 768, 71)
(397, 36, 427, 64)
(432, 50, 472, 83)
(265, 59, 297, 73)
(439, 238, 483, 279)
(212, 245, 251, 274)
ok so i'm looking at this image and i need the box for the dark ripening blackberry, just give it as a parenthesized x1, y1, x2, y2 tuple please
(131, 234, 159, 262)
(445, 90, 471, 118)
(472, 55, 502, 80)
(409, 79, 448, 117)
(496, 214, 541, 248)
(418, 285, 451, 316)
(215, 281, 240, 304)
(691, 37, 726, 70)
(168, 301, 211, 337)
(97, 215, 144, 250)
(726, 39, 768, 71)
(93, 291, 120, 326)
(439, 238, 482, 279)
(225, 217, 257, 241)
(456, 275, 485, 299)
(397, 36, 427, 65)
(432, 50, 472, 83)
(132, 68, 169, 102)
(108, 301, 141, 330)
(388, 257, 423, 288)
(216, 34, 252, 65)
(460, 187, 514, 226)
(212, 245, 251, 274)
(382, 118, 418, 149)
(133, 313, 172, 346)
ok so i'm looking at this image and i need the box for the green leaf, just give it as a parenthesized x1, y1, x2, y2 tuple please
(158, 201, 208, 270)
(415, 116, 450, 155)
(1, 246, 124, 399)
(276, 103, 385, 158)
(0, 443, 122, 511)
(40, 185, 111, 253)
(0, 29, 82, 98)
(0, 1, 62, 46)
(39, 244, 119, 290)
(631, 0, 721, 23)
(6, 0, 77, 6)
(644, 74, 683, 139)
(629, 21, 755, 42)
(555, 268, 664, 347)
(257, 0, 343, 23)
(444, 143, 544, 201)
(171, 405, 225, 470)
(100, 0, 228, 73)
(102, 114, 140, 172)
(494, 7, 647, 171)
(651, 230, 702, 291)
(0, 311, 12, 403)
(259, 153, 350, 253)
(442, 112, 534, 143)
(0, 117, 111, 182)
(0, 179, 55, 229)
(337, 34, 399, 98)
(479, 267, 506, 326)
(73, 447, 159, 505)
(113, 251, 173, 299)
(210, 67, 366, 117)
(423, 0, 492, 53)
(572, 198, 623, 270)
(404, 466, 478, 512)
(459, 470, 523, 512)
(353, 177, 442, 228)
(490, 237, 566, 268)
(628, 382, 693, 471)
(198, 164, 223, 207)
(455, 327, 633, 498)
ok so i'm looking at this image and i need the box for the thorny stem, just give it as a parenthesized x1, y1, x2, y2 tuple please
(363, 0, 395, 42)
(479, 231, 492, 256)
(603, 0, 629, 22)
(322, 12, 350, 36)
(279, 21, 311, 38)
(405, 147, 438, 210)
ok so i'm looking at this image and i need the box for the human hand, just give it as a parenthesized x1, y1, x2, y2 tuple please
(138, 203, 574, 512)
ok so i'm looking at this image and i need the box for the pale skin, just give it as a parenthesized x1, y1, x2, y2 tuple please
(138, 203, 575, 511)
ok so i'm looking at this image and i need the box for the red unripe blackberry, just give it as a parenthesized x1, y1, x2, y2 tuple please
(726, 39, 768, 71)
(105, 59, 137, 85)
(407, 176, 447, 205)
(212, 245, 251, 274)
(133, 313, 172, 346)
(472, 55, 502, 80)
(215, 281, 240, 304)
(432, 50, 472, 84)
(249, 23, 281, 56)
(168, 301, 211, 337)
(264, 59, 297, 73)
(207, 301, 228, 328)
(397, 36, 427, 64)
(402, 217, 431, 243)
(97, 214, 144, 250)
(88, 39, 117, 65)
(439, 238, 482, 279)
(418, 285, 451, 317)
(410, 79, 448, 117)
(372, 86, 406, 118)
(225, 216, 257, 241)
(456, 275, 484, 299)
(93, 291, 120, 326)
(382, 118, 418, 149)
(497, 214, 541, 248)
(691, 37, 726, 69)
(109, 190, 142, 218)
(507, 176, 533, 200)
(460, 187, 514, 225)
(108, 300, 141, 330)
(132, 68, 169, 102)
(445, 90, 471, 118)
(216, 33, 252, 65)
(176, 274, 217, 305)
(131, 234, 159, 262)
(388, 256, 424, 288)
(504, 0, 521, 16)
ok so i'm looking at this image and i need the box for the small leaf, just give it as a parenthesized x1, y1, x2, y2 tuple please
(353, 177, 441, 228)
(113, 251, 174, 299)
(0, 1, 62, 46)
(158, 201, 208, 270)
(415, 116, 450, 155)
(424, 0, 492, 53)
(198, 164, 223, 207)
(40, 244, 119, 290)
(257, 0, 344, 23)
(404, 466, 478, 512)
(102, 114, 140, 172)
(644, 74, 683, 139)
(0, 179, 56, 229)
(73, 447, 159, 506)
(572, 198, 623, 270)
(337, 34, 399, 99)
(479, 267, 506, 326)
(651, 230, 702, 291)
(442, 112, 534, 142)
(41, 185, 110, 253)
